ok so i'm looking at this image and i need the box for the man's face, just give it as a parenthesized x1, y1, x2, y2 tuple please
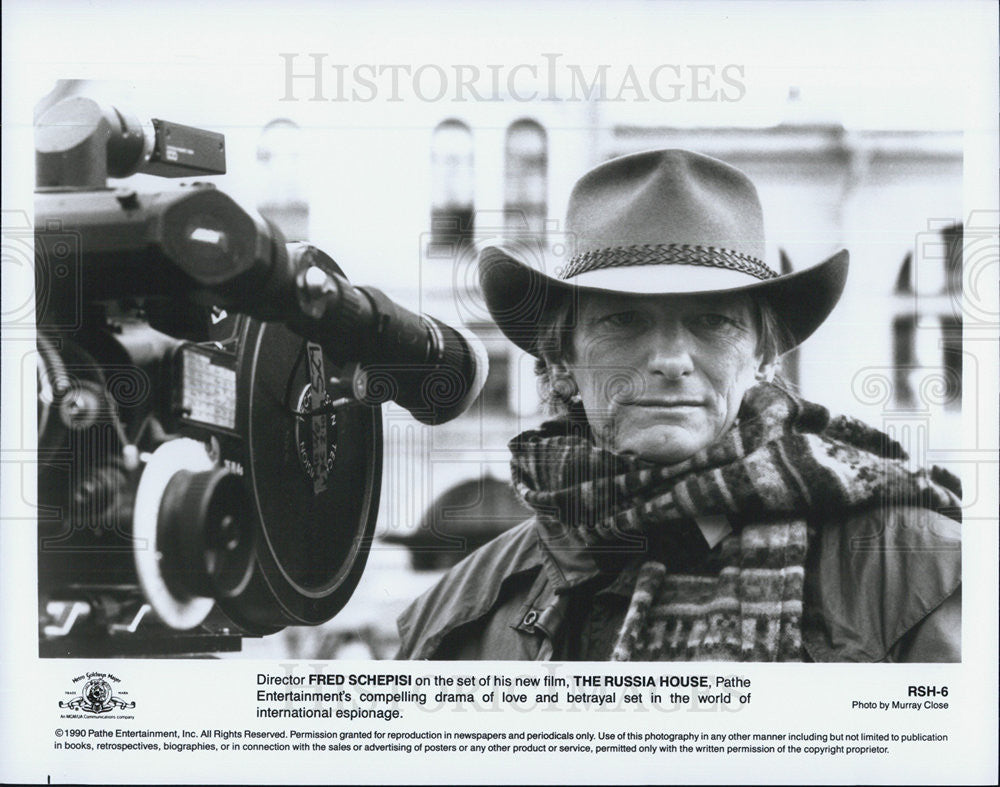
(565, 291, 764, 464)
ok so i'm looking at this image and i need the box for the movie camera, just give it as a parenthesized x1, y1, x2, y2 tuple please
(34, 97, 486, 656)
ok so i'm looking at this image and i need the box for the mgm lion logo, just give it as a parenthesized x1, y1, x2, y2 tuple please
(60, 678, 135, 714)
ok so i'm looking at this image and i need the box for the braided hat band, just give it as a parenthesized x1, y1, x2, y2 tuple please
(559, 243, 780, 283)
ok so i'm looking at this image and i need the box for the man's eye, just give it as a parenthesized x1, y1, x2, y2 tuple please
(694, 313, 737, 329)
(600, 311, 640, 328)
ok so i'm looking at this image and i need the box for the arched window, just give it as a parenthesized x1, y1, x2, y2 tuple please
(257, 118, 309, 241)
(430, 119, 474, 247)
(503, 118, 547, 235)
(892, 223, 962, 409)
(938, 224, 963, 409)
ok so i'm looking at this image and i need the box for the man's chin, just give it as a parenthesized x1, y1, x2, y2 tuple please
(614, 423, 708, 465)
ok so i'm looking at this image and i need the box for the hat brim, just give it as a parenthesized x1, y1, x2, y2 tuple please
(479, 243, 849, 357)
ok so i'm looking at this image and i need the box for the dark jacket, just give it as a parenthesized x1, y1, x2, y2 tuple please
(396, 506, 961, 662)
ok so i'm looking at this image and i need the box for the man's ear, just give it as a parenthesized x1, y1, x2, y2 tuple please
(549, 361, 579, 401)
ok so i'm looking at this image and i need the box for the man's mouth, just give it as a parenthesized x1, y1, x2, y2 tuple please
(634, 398, 703, 408)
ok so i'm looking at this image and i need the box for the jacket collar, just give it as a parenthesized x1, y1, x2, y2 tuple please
(532, 515, 670, 594)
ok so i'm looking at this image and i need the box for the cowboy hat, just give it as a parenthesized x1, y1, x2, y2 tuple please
(479, 148, 849, 357)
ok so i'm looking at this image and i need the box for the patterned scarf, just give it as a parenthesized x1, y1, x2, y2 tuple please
(509, 383, 961, 662)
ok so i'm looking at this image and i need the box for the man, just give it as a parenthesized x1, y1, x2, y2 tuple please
(397, 149, 961, 662)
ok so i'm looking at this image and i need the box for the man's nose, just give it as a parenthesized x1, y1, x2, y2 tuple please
(645, 322, 695, 379)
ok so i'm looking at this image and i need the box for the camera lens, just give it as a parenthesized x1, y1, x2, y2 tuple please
(156, 467, 255, 601)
